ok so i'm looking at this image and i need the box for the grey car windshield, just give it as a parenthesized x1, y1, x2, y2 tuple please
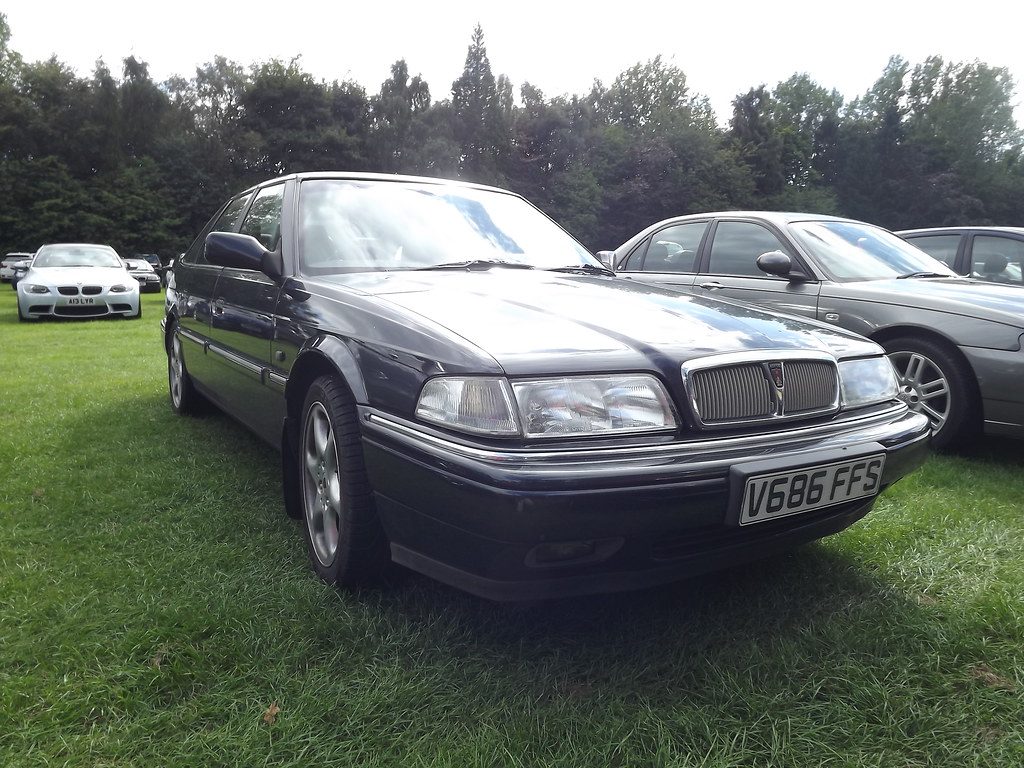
(789, 221, 958, 281)
(298, 180, 595, 274)
(33, 246, 122, 269)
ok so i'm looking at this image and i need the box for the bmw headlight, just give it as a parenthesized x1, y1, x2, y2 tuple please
(109, 284, 130, 293)
(839, 357, 899, 408)
(25, 284, 50, 294)
(416, 377, 520, 435)
(512, 375, 676, 437)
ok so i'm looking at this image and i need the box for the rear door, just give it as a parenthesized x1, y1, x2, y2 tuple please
(694, 218, 821, 320)
(616, 221, 708, 293)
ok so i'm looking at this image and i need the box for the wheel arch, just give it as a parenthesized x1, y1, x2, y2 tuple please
(868, 325, 979, 390)
(284, 338, 368, 443)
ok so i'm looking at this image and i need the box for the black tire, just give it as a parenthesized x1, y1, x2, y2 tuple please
(167, 323, 203, 415)
(297, 375, 389, 587)
(882, 335, 978, 450)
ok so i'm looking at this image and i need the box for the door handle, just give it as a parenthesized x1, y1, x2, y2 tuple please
(212, 300, 225, 316)
(697, 281, 723, 290)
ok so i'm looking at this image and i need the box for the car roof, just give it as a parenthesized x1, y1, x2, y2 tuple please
(233, 171, 517, 199)
(896, 226, 1024, 236)
(38, 242, 117, 250)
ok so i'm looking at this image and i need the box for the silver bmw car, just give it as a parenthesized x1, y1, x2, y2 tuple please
(16, 243, 142, 321)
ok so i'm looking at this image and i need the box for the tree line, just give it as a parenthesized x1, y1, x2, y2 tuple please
(1, 18, 1021, 258)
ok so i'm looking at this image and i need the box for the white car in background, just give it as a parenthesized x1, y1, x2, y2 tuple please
(1, 252, 33, 282)
(16, 243, 141, 321)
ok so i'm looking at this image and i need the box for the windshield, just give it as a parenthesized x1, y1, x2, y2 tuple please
(298, 180, 595, 274)
(33, 245, 122, 269)
(789, 221, 958, 281)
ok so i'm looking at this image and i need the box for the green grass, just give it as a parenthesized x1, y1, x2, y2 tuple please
(1, 286, 1022, 767)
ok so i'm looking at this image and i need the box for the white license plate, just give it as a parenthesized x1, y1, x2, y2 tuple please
(68, 297, 95, 305)
(740, 454, 885, 525)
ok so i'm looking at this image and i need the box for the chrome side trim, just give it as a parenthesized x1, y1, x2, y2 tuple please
(364, 402, 915, 467)
(208, 342, 263, 377)
(267, 371, 288, 392)
(177, 327, 207, 350)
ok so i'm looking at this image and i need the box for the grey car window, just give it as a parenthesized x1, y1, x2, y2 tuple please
(641, 223, 706, 273)
(706, 222, 787, 277)
(972, 235, 1024, 285)
(790, 221, 957, 281)
(905, 235, 961, 267)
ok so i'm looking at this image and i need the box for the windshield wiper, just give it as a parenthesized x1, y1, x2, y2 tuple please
(897, 271, 952, 279)
(414, 259, 534, 271)
(546, 263, 615, 276)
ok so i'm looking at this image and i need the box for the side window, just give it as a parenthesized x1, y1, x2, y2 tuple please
(971, 235, 1024, 285)
(239, 185, 285, 252)
(181, 193, 253, 265)
(641, 223, 707, 273)
(906, 235, 961, 268)
(620, 241, 646, 271)
(706, 221, 788, 278)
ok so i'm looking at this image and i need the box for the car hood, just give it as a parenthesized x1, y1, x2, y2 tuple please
(318, 271, 879, 374)
(26, 266, 132, 285)
(824, 277, 1024, 328)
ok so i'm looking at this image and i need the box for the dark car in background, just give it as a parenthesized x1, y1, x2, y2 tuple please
(123, 257, 162, 293)
(163, 173, 928, 601)
(608, 212, 1024, 448)
(10, 256, 33, 289)
(135, 253, 169, 285)
(897, 227, 1024, 286)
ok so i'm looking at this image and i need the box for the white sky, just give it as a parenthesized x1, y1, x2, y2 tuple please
(4, 0, 1023, 124)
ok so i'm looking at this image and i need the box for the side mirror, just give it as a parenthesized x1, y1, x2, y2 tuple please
(756, 250, 810, 282)
(205, 232, 284, 280)
(595, 250, 616, 270)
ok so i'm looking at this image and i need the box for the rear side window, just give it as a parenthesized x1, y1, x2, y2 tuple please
(182, 193, 254, 265)
(971, 235, 1024, 285)
(640, 222, 707, 273)
(905, 235, 961, 268)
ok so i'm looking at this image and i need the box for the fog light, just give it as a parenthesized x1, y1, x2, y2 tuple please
(525, 537, 624, 568)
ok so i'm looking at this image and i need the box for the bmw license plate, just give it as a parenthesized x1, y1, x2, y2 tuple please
(739, 454, 885, 525)
(68, 297, 95, 305)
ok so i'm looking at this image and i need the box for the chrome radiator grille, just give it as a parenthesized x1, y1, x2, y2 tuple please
(685, 356, 840, 427)
(691, 364, 773, 422)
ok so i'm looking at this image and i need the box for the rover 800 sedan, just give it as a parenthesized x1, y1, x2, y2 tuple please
(163, 174, 929, 600)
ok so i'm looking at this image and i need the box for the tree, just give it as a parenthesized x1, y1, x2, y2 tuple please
(451, 25, 508, 184)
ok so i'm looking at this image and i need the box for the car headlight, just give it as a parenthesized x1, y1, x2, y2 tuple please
(415, 374, 678, 438)
(416, 377, 520, 435)
(512, 375, 676, 437)
(839, 357, 898, 408)
(24, 284, 50, 294)
(109, 284, 130, 293)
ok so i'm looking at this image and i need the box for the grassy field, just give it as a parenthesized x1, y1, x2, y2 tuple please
(1, 286, 1022, 767)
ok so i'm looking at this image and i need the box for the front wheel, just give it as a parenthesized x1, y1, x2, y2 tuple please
(298, 375, 389, 587)
(883, 335, 978, 449)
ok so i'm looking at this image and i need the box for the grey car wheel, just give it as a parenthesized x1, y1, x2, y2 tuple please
(298, 376, 389, 586)
(883, 335, 977, 449)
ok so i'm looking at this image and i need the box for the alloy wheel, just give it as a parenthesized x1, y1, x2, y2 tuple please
(302, 401, 343, 567)
(887, 350, 951, 435)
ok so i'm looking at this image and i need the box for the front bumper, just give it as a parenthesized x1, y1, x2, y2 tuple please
(18, 286, 140, 318)
(360, 404, 930, 600)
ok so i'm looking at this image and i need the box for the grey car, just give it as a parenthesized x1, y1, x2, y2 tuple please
(607, 212, 1024, 448)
